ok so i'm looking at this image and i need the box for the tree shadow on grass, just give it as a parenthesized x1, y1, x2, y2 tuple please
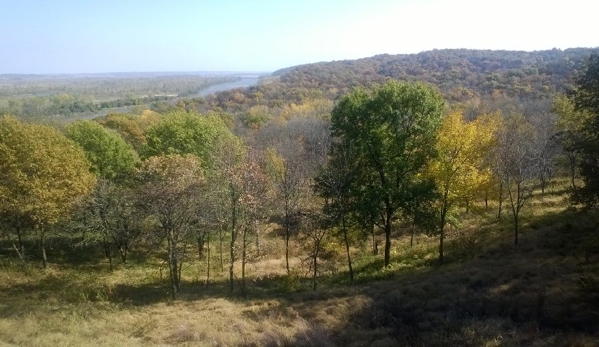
(0, 235, 106, 267)
(2, 204, 598, 346)
(221, 207, 599, 346)
(322, 208, 599, 346)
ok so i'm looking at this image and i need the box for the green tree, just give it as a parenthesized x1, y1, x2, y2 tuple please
(552, 95, 590, 189)
(566, 53, 599, 205)
(65, 120, 139, 180)
(330, 81, 445, 267)
(0, 116, 96, 267)
(143, 111, 242, 172)
(96, 111, 161, 152)
(315, 140, 358, 281)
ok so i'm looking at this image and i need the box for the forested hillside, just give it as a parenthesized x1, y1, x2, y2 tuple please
(2, 49, 599, 346)
(205, 48, 594, 115)
(276, 48, 592, 99)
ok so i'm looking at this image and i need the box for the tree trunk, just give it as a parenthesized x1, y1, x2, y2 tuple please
(16, 224, 24, 257)
(342, 216, 353, 282)
(514, 213, 519, 246)
(103, 234, 113, 271)
(410, 220, 415, 248)
(206, 232, 211, 285)
(439, 189, 449, 264)
(384, 215, 392, 268)
(12, 242, 26, 264)
(197, 235, 205, 261)
(497, 181, 504, 219)
(229, 198, 237, 294)
(177, 254, 183, 293)
(219, 226, 224, 272)
(569, 154, 577, 189)
(255, 225, 261, 257)
(39, 225, 47, 269)
(285, 211, 290, 275)
(313, 245, 319, 291)
(540, 177, 546, 195)
(167, 228, 179, 299)
(118, 244, 128, 264)
(241, 226, 248, 296)
(372, 226, 377, 255)
(508, 181, 521, 248)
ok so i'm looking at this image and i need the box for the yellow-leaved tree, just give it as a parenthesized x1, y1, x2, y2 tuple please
(428, 111, 497, 262)
(0, 116, 96, 267)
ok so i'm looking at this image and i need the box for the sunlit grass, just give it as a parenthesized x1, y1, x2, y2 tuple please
(1, 179, 598, 345)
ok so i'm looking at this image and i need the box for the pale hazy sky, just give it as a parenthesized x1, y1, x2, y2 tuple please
(1, 0, 597, 74)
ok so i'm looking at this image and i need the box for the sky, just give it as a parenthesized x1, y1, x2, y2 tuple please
(1, 0, 597, 74)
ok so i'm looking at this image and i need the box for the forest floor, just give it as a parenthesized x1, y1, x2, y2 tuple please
(1, 181, 598, 346)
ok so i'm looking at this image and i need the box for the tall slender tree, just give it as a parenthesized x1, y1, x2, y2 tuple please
(428, 111, 496, 262)
(497, 113, 538, 246)
(138, 154, 204, 298)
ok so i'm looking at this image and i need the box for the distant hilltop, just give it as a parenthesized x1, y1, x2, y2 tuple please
(267, 47, 598, 102)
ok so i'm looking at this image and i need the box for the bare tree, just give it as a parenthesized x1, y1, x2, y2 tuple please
(497, 113, 538, 246)
(299, 211, 328, 291)
(529, 111, 560, 194)
(81, 179, 146, 270)
(138, 154, 204, 299)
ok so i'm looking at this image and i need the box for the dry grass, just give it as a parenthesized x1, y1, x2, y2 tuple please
(1, 180, 599, 346)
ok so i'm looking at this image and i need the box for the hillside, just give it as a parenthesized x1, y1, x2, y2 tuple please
(1, 182, 598, 346)
(2, 48, 599, 346)
(205, 48, 596, 115)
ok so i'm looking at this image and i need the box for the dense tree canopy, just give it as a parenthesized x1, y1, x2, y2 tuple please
(568, 53, 599, 206)
(143, 111, 242, 172)
(0, 116, 96, 227)
(0, 116, 96, 266)
(96, 111, 162, 152)
(65, 120, 139, 180)
(330, 80, 445, 267)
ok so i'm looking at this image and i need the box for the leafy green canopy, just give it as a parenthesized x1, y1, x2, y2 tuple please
(0, 116, 96, 226)
(330, 80, 445, 266)
(143, 111, 243, 172)
(65, 120, 139, 180)
(568, 53, 599, 205)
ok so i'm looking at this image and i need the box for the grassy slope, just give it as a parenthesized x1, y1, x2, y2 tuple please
(1, 182, 598, 346)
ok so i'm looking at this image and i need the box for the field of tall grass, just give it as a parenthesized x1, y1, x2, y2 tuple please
(1, 181, 598, 346)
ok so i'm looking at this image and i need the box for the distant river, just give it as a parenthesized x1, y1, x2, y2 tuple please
(72, 74, 263, 121)
(195, 75, 261, 97)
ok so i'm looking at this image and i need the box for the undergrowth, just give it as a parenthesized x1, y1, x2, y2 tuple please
(0, 180, 598, 346)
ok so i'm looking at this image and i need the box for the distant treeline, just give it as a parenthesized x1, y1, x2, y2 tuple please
(0, 75, 238, 98)
(0, 75, 239, 118)
(0, 94, 177, 118)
